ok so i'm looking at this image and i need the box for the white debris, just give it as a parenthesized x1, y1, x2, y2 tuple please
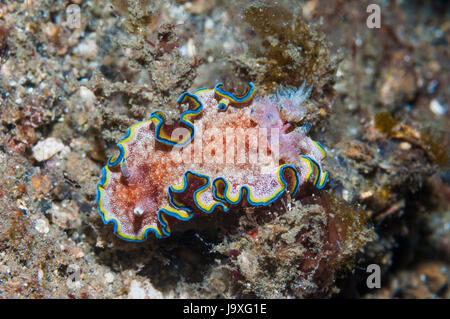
(186, 38, 196, 57)
(1, 60, 13, 81)
(355, 37, 363, 47)
(32, 137, 65, 162)
(34, 218, 50, 234)
(133, 207, 144, 216)
(342, 189, 349, 201)
(430, 99, 446, 115)
(360, 191, 373, 199)
(399, 142, 412, 150)
(79, 86, 96, 107)
(104, 272, 115, 284)
(127, 280, 164, 299)
(143, 283, 164, 299)
(237, 252, 258, 279)
(204, 18, 214, 31)
(128, 280, 147, 299)
(74, 38, 98, 60)
(37, 269, 44, 282)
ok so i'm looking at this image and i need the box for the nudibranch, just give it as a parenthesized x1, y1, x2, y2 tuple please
(97, 82, 329, 241)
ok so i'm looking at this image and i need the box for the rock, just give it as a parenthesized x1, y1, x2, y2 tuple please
(430, 99, 446, 115)
(49, 202, 81, 230)
(79, 86, 96, 107)
(127, 280, 163, 299)
(104, 272, 115, 284)
(127, 280, 147, 299)
(72, 247, 85, 259)
(30, 174, 52, 193)
(74, 38, 98, 60)
(34, 218, 49, 234)
(32, 138, 65, 162)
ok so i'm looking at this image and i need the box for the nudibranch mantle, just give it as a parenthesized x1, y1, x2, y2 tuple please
(97, 82, 329, 241)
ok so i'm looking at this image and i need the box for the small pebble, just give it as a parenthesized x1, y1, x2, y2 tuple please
(74, 39, 98, 60)
(360, 191, 373, 199)
(128, 280, 146, 299)
(399, 142, 412, 150)
(186, 38, 196, 57)
(31, 174, 52, 193)
(104, 272, 114, 284)
(79, 86, 96, 107)
(32, 138, 65, 162)
(34, 218, 50, 234)
(73, 248, 85, 259)
(44, 23, 59, 40)
(430, 99, 446, 115)
(204, 18, 214, 30)
(342, 189, 349, 201)
(37, 269, 44, 282)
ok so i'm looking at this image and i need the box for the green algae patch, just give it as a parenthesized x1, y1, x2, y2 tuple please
(239, 1, 337, 105)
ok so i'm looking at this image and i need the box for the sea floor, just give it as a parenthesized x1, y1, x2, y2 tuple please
(0, 0, 448, 298)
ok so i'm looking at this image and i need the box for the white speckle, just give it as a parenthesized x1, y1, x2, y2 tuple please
(204, 18, 214, 31)
(74, 39, 98, 60)
(34, 218, 50, 234)
(186, 38, 196, 57)
(128, 280, 145, 299)
(342, 189, 349, 201)
(79, 86, 96, 107)
(399, 142, 411, 150)
(178, 44, 187, 56)
(430, 99, 446, 115)
(143, 283, 164, 299)
(348, 126, 358, 136)
(37, 269, 44, 282)
(346, 103, 357, 111)
(223, 40, 234, 51)
(134, 207, 144, 216)
(32, 137, 65, 162)
(104, 272, 115, 284)
(128, 280, 164, 299)
(379, 161, 392, 170)
(360, 191, 373, 199)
